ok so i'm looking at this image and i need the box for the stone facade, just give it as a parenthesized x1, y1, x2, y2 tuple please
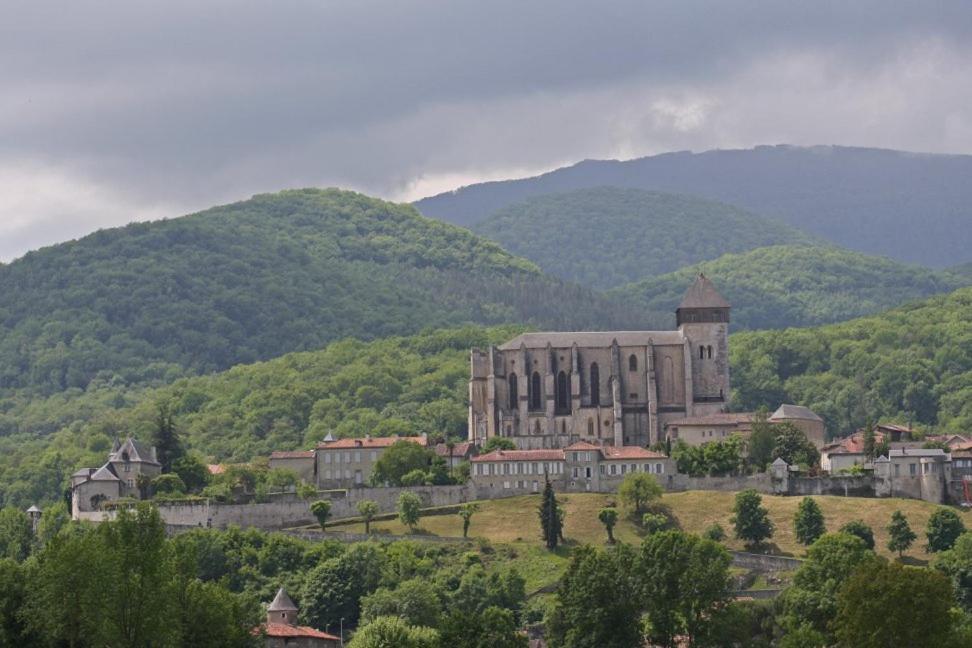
(71, 438, 161, 514)
(469, 443, 675, 492)
(268, 450, 316, 483)
(315, 435, 427, 488)
(469, 275, 731, 449)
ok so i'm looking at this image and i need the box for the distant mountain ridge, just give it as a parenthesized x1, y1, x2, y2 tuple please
(415, 145, 972, 268)
(610, 245, 969, 330)
(0, 188, 647, 395)
(472, 187, 819, 290)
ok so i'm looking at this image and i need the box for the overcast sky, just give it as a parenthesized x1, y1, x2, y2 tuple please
(2, 1, 972, 261)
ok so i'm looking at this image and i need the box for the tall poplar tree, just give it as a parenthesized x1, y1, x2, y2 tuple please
(539, 476, 561, 550)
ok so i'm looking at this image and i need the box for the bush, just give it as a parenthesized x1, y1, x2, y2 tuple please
(398, 492, 422, 531)
(400, 469, 429, 487)
(927, 508, 967, 553)
(642, 513, 668, 535)
(839, 520, 875, 550)
(310, 500, 332, 531)
(704, 523, 727, 542)
(151, 474, 186, 495)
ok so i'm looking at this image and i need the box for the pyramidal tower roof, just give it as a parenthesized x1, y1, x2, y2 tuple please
(678, 273, 730, 310)
(268, 588, 298, 612)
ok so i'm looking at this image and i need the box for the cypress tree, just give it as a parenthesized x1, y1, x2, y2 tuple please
(152, 402, 183, 473)
(539, 475, 561, 549)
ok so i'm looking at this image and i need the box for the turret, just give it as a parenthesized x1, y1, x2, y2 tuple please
(267, 587, 299, 626)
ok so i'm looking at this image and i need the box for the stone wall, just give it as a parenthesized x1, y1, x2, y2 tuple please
(670, 473, 774, 494)
(789, 475, 875, 498)
(730, 551, 803, 572)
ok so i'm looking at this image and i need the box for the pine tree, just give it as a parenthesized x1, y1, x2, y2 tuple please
(887, 510, 917, 558)
(862, 421, 876, 460)
(794, 497, 826, 546)
(539, 475, 561, 549)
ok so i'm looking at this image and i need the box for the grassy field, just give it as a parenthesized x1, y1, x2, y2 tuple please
(329, 491, 966, 562)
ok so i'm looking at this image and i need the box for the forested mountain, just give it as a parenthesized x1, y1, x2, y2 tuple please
(950, 261, 972, 280)
(611, 245, 968, 330)
(0, 188, 646, 396)
(731, 286, 972, 438)
(472, 188, 817, 290)
(8, 285, 972, 506)
(415, 145, 972, 268)
(0, 327, 514, 507)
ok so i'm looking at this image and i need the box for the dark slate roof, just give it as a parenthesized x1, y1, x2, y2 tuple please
(90, 462, 120, 482)
(109, 438, 160, 465)
(770, 404, 824, 422)
(268, 588, 298, 612)
(677, 273, 730, 310)
(497, 330, 684, 351)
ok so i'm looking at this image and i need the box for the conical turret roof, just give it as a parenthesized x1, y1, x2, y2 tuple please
(268, 588, 298, 612)
(678, 273, 730, 309)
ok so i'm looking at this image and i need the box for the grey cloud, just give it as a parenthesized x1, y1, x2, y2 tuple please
(1, 1, 972, 259)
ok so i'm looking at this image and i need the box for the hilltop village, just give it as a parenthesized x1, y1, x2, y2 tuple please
(69, 276, 970, 523)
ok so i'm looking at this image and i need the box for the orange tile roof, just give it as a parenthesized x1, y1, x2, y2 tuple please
(434, 442, 475, 457)
(317, 436, 426, 450)
(270, 450, 315, 459)
(256, 623, 340, 640)
(822, 430, 887, 455)
(602, 446, 668, 460)
(564, 441, 603, 451)
(472, 449, 565, 462)
(666, 413, 754, 427)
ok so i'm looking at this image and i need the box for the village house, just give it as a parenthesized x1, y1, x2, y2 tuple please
(434, 441, 477, 468)
(71, 438, 161, 513)
(769, 404, 827, 448)
(820, 433, 873, 473)
(664, 412, 754, 446)
(255, 588, 340, 648)
(469, 442, 674, 492)
(268, 450, 316, 483)
(315, 434, 428, 488)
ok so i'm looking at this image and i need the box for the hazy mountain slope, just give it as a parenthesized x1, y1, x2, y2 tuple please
(731, 285, 972, 437)
(472, 187, 819, 289)
(611, 245, 968, 330)
(949, 261, 972, 280)
(415, 145, 972, 268)
(0, 188, 647, 396)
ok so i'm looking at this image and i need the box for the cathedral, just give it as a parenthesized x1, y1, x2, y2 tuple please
(468, 274, 731, 449)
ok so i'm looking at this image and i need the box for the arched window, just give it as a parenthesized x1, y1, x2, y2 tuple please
(662, 357, 675, 403)
(508, 373, 518, 410)
(707, 345, 713, 359)
(587, 418, 594, 436)
(628, 354, 638, 372)
(530, 372, 542, 410)
(556, 371, 570, 413)
(589, 363, 600, 406)
(699, 346, 705, 360)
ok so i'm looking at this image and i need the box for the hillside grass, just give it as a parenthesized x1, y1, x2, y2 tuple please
(330, 491, 962, 562)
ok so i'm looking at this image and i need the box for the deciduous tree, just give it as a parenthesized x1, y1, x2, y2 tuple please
(598, 507, 618, 544)
(926, 507, 967, 553)
(732, 489, 774, 549)
(357, 500, 379, 534)
(617, 472, 662, 514)
(887, 510, 917, 558)
(398, 491, 422, 531)
(310, 500, 332, 531)
(458, 503, 479, 539)
(794, 497, 826, 546)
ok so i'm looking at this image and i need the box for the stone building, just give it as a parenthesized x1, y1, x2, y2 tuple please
(268, 450, 317, 483)
(469, 442, 674, 492)
(256, 588, 340, 648)
(664, 413, 754, 447)
(71, 437, 162, 514)
(769, 404, 826, 448)
(469, 274, 731, 449)
(315, 434, 427, 488)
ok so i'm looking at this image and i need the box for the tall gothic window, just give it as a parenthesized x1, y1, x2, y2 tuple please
(628, 354, 638, 372)
(508, 373, 518, 410)
(590, 363, 600, 406)
(707, 345, 713, 359)
(556, 371, 570, 413)
(530, 372, 542, 410)
(700, 346, 705, 360)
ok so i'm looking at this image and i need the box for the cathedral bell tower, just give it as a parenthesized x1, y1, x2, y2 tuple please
(676, 273, 731, 413)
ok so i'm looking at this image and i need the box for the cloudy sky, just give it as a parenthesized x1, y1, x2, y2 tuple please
(2, 1, 972, 261)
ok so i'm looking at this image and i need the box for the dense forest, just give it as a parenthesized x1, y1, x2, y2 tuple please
(415, 145, 972, 268)
(730, 286, 972, 438)
(611, 245, 968, 330)
(6, 284, 972, 506)
(0, 188, 646, 396)
(0, 327, 517, 508)
(472, 188, 817, 290)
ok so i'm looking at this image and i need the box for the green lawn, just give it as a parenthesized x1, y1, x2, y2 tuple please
(330, 491, 960, 561)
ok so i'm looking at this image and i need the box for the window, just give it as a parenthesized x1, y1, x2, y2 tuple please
(644, 463, 650, 473)
(324, 453, 331, 464)
(656, 463, 664, 474)
(344, 469, 351, 479)
(530, 372, 542, 410)
(700, 346, 705, 360)
(909, 463, 917, 476)
(324, 469, 331, 479)
(572, 467, 579, 478)
(707, 345, 713, 359)
(610, 464, 617, 475)
(585, 466, 591, 478)
(503, 463, 510, 475)
(599, 465, 605, 475)
(504, 481, 510, 489)
(508, 373, 518, 409)
(354, 451, 361, 463)
(590, 363, 600, 406)
(588, 418, 594, 436)
(556, 371, 570, 412)
(621, 464, 627, 475)
(628, 354, 638, 371)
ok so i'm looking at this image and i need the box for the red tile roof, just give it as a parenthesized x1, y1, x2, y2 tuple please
(270, 450, 315, 459)
(602, 446, 668, 460)
(472, 449, 565, 462)
(564, 441, 603, 451)
(317, 436, 426, 450)
(434, 442, 475, 458)
(256, 623, 340, 640)
(665, 413, 754, 427)
(822, 431, 887, 455)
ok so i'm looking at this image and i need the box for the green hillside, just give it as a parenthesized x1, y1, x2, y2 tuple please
(730, 286, 972, 437)
(950, 261, 972, 281)
(0, 327, 515, 507)
(611, 245, 967, 330)
(0, 188, 645, 396)
(472, 187, 818, 290)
